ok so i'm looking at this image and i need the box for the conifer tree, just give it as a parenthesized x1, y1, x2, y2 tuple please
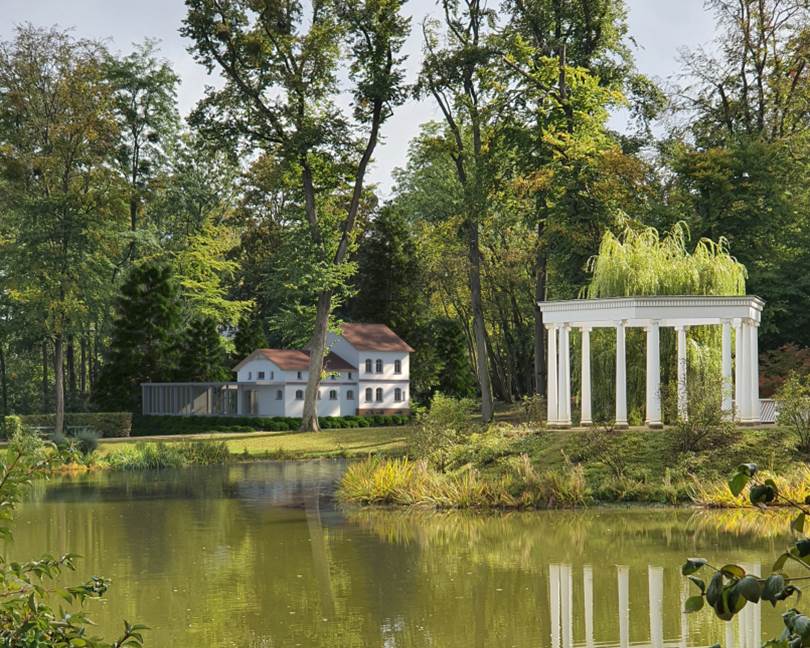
(95, 264, 180, 411)
(175, 317, 230, 382)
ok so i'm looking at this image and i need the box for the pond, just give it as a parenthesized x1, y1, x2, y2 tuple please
(12, 460, 794, 647)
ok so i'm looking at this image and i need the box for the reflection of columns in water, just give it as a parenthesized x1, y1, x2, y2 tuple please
(548, 564, 573, 648)
(738, 562, 762, 648)
(618, 565, 630, 648)
(679, 578, 689, 648)
(549, 564, 561, 648)
(583, 565, 594, 648)
(648, 566, 663, 648)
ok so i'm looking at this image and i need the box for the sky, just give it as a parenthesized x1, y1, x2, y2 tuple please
(1, 0, 718, 195)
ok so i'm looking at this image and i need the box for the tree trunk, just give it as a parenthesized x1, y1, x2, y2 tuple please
(533, 228, 547, 396)
(67, 335, 76, 409)
(80, 334, 88, 396)
(0, 343, 7, 417)
(54, 334, 65, 436)
(468, 221, 494, 423)
(41, 341, 49, 413)
(300, 291, 332, 432)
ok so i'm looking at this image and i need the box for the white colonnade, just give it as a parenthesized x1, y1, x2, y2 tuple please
(539, 296, 765, 429)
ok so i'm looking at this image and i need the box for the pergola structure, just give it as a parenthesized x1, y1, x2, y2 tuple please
(537, 296, 765, 429)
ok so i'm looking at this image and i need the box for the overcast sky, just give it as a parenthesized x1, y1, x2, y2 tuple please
(2, 0, 717, 194)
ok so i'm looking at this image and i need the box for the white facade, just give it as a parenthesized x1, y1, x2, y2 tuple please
(142, 324, 412, 418)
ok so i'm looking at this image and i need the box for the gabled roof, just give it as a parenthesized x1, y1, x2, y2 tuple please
(233, 349, 356, 372)
(338, 323, 414, 352)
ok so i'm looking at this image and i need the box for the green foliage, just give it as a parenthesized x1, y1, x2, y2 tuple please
(95, 263, 181, 411)
(174, 316, 230, 382)
(775, 372, 810, 453)
(412, 394, 478, 470)
(681, 460, 810, 644)
(132, 414, 411, 436)
(1, 413, 132, 439)
(666, 373, 736, 453)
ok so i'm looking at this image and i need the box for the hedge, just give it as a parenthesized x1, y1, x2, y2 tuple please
(1, 412, 132, 439)
(132, 414, 412, 437)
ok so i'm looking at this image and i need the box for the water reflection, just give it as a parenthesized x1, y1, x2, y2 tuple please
(9, 463, 796, 647)
(546, 562, 761, 648)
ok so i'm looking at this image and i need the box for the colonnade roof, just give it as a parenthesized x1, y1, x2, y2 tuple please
(537, 295, 765, 328)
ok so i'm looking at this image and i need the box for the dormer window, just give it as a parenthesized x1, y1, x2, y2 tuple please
(248, 371, 252, 380)
(348, 371, 352, 379)
(394, 360, 401, 374)
(258, 371, 265, 380)
(270, 371, 274, 380)
(375, 359, 383, 373)
(297, 371, 302, 380)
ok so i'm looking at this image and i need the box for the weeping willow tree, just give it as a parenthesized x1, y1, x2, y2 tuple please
(576, 223, 747, 423)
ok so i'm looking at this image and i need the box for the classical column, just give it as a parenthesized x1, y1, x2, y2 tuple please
(734, 318, 744, 422)
(739, 320, 752, 423)
(676, 325, 688, 421)
(721, 319, 733, 417)
(645, 321, 662, 428)
(580, 326, 592, 426)
(547, 324, 559, 425)
(749, 321, 760, 424)
(615, 321, 628, 428)
(558, 324, 572, 427)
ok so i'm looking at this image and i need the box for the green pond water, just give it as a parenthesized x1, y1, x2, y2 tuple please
(10, 460, 797, 647)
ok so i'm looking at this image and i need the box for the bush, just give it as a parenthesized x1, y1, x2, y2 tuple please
(775, 371, 810, 453)
(666, 373, 734, 453)
(74, 429, 100, 456)
(1, 412, 131, 438)
(520, 394, 546, 426)
(413, 393, 477, 470)
(177, 441, 230, 465)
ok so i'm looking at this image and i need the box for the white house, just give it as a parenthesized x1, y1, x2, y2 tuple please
(140, 323, 413, 417)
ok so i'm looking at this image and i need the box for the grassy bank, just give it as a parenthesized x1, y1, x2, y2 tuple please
(97, 426, 410, 461)
(338, 423, 801, 509)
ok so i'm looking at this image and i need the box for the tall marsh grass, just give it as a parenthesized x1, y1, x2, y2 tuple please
(104, 441, 230, 471)
(690, 466, 810, 507)
(338, 455, 590, 509)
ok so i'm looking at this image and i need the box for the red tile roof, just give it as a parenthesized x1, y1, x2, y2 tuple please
(338, 323, 414, 352)
(234, 349, 356, 372)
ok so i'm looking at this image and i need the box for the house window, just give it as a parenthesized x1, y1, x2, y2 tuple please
(297, 371, 302, 379)
(248, 371, 252, 380)
(295, 390, 304, 400)
(375, 359, 383, 373)
(365, 359, 372, 373)
(270, 371, 274, 379)
(375, 387, 383, 402)
(394, 360, 401, 374)
(329, 389, 337, 400)
(276, 389, 283, 400)
(348, 371, 352, 379)
(394, 388, 402, 402)
(258, 371, 265, 380)
(347, 390, 354, 400)
(365, 388, 373, 402)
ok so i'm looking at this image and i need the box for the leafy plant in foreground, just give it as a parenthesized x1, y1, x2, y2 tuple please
(683, 462, 810, 645)
(0, 436, 146, 646)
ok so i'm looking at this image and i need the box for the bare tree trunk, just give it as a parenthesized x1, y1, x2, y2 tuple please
(80, 334, 88, 396)
(469, 222, 494, 423)
(54, 335, 65, 436)
(41, 341, 49, 413)
(0, 343, 7, 417)
(533, 229, 547, 396)
(67, 335, 76, 409)
(301, 291, 332, 432)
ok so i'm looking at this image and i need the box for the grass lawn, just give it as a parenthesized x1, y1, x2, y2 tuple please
(98, 426, 411, 459)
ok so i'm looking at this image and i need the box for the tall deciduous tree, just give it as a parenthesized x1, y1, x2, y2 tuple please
(182, 0, 410, 430)
(417, 0, 498, 422)
(0, 26, 123, 434)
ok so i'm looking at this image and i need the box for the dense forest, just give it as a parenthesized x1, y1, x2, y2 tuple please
(1, 0, 810, 430)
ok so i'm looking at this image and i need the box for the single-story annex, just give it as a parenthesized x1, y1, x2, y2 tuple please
(141, 323, 413, 417)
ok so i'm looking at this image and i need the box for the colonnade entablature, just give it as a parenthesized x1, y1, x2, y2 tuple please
(537, 296, 765, 429)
